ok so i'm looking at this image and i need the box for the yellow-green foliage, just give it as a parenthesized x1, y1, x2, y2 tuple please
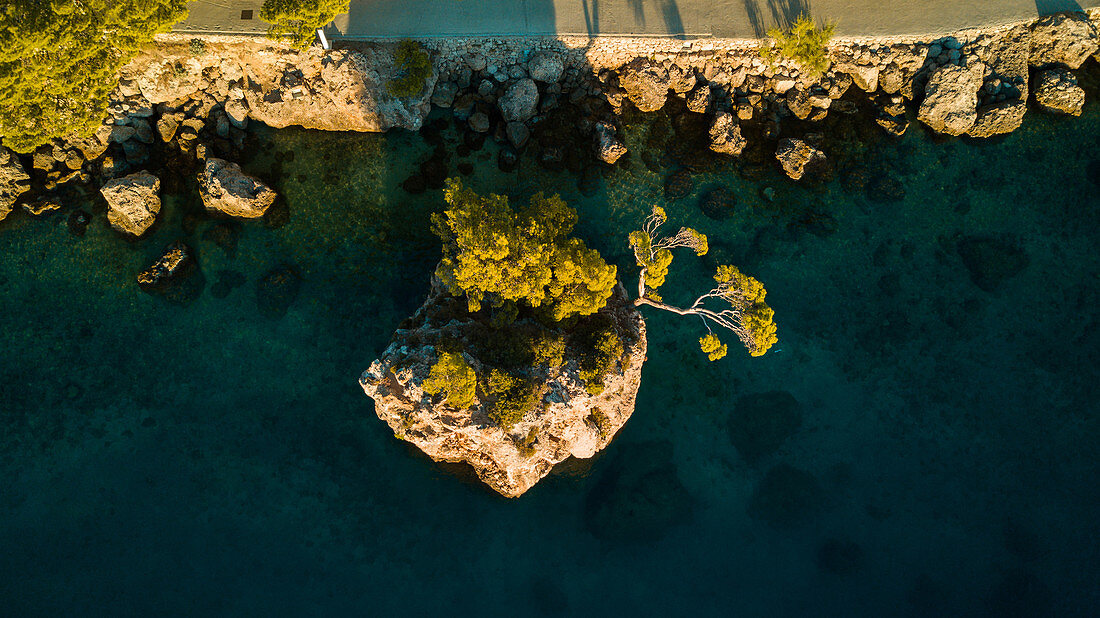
(588, 407, 611, 439)
(386, 39, 431, 98)
(515, 426, 539, 458)
(758, 14, 836, 77)
(261, 0, 349, 49)
(0, 0, 188, 152)
(487, 369, 537, 428)
(575, 320, 624, 396)
(531, 331, 566, 369)
(715, 265, 779, 356)
(432, 178, 617, 322)
(629, 230, 672, 293)
(699, 333, 728, 361)
(421, 350, 478, 409)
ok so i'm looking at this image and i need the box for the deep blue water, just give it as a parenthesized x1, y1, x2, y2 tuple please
(2, 93, 1099, 616)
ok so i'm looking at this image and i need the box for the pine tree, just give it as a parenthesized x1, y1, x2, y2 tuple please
(260, 0, 349, 49)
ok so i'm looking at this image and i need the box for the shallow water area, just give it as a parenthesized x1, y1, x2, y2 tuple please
(2, 93, 1099, 615)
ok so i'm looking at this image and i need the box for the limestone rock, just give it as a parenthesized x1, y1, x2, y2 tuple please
(360, 280, 647, 498)
(1029, 11, 1098, 69)
(198, 158, 276, 218)
(786, 89, 813, 120)
(0, 147, 31, 221)
(527, 52, 565, 83)
(135, 56, 214, 104)
(668, 64, 697, 95)
(968, 25, 1030, 138)
(431, 81, 460, 108)
(617, 59, 670, 112)
(969, 100, 1027, 137)
(1033, 68, 1085, 116)
(137, 240, 204, 304)
(708, 112, 747, 157)
(775, 138, 826, 181)
(243, 47, 436, 133)
(594, 121, 627, 165)
(224, 99, 249, 129)
(100, 170, 161, 236)
(498, 78, 539, 123)
(918, 62, 984, 135)
(840, 63, 879, 92)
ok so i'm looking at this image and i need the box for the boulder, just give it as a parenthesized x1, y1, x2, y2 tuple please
(1029, 11, 1098, 69)
(527, 52, 565, 83)
(617, 59, 670, 112)
(431, 81, 460, 108)
(134, 56, 212, 103)
(0, 147, 31, 221)
(100, 170, 161, 236)
(685, 84, 713, 113)
(917, 62, 984, 135)
(968, 25, 1030, 138)
(594, 121, 627, 165)
(224, 99, 249, 129)
(786, 89, 813, 120)
(775, 138, 826, 181)
(137, 240, 204, 304)
(668, 64, 697, 95)
(505, 121, 530, 149)
(198, 158, 276, 218)
(360, 280, 647, 498)
(1033, 68, 1085, 116)
(969, 100, 1027, 137)
(498, 78, 539, 123)
(708, 112, 747, 157)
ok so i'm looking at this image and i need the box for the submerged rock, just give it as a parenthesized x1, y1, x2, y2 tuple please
(360, 279, 647, 498)
(198, 158, 277, 218)
(918, 62, 984, 136)
(748, 463, 826, 527)
(0, 147, 31, 222)
(775, 138, 826, 181)
(99, 170, 161, 236)
(585, 441, 692, 542)
(957, 236, 1029, 292)
(137, 241, 204, 304)
(698, 186, 736, 220)
(256, 264, 302, 317)
(1033, 68, 1085, 116)
(664, 168, 693, 200)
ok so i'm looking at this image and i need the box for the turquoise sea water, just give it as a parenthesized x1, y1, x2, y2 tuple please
(2, 90, 1099, 615)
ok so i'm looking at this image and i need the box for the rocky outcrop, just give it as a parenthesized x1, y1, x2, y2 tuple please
(0, 147, 30, 222)
(100, 170, 161, 236)
(360, 280, 647, 498)
(137, 240, 205, 304)
(776, 138, 825, 181)
(617, 59, 669, 112)
(708, 112, 746, 157)
(969, 25, 1030, 138)
(594, 121, 627, 165)
(918, 62, 984, 135)
(198, 158, 276, 218)
(498, 78, 539, 123)
(1033, 68, 1085, 116)
(1029, 11, 1098, 69)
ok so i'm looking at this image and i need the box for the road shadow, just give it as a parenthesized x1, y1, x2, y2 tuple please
(582, 0, 684, 37)
(744, 0, 811, 36)
(1034, 0, 1083, 15)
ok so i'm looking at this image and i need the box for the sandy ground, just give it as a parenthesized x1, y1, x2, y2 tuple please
(175, 0, 1100, 39)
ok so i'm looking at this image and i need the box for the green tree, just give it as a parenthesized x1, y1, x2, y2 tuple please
(431, 178, 618, 322)
(758, 14, 836, 78)
(422, 350, 478, 409)
(386, 40, 431, 98)
(260, 0, 349, 49)
(629, 206, 778, 359)
(0, 0, 188, 153)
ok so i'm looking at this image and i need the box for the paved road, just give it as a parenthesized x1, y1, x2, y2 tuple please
(176, 0, 1100, 38)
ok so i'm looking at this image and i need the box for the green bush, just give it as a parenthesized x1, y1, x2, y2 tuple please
(588, 407, 612, 439)
(422, 350, 478, 409)
(573, 317, 625, 396)
(261, 0, 349, 49)
(758, 14, 836, 78)
(0, 0, 189, 152)
(386, 40, 431, 98)
(486, 369, 538, 428)
(188, 37, 206, 56)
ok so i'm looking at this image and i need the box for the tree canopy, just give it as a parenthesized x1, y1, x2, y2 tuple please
(431, 178, 618, 322)
(260, 0, 349, 49)
(758, 14, 836, 78)
(0, 0, 188, 152)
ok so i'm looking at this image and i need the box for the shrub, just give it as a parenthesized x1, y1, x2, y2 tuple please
(588, 407, 612, 439)
(188, 38, 206, 56)
(421, 350, 478, 409)
(758, 14, 836, 78)
(386, 40, 431, 98)
(573, 317, 625, 395)
(432, 178, 617, 322)
(261, 0, 349, 49)
(486, 370, 538, 428)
